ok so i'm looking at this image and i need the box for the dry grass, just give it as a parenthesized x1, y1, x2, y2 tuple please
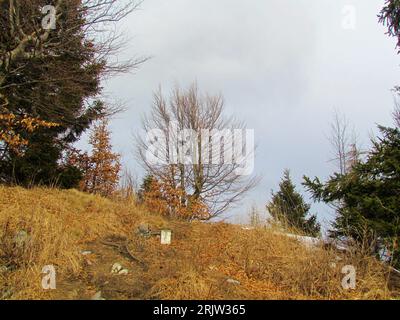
(0, 186, 141, 299)
(0, 186, 397, 300)
(143, 223, 393, 300)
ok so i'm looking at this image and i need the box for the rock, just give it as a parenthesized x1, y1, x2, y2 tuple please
(111, 263, 129, 275)
(81, 250, 92, 256)
(111, 263, 123, 274)
(226, 278, 241, 286)
(137, 223, 151, 236)
(14, 230, 30, 249)
(118, 269, 129, 275)
(91, 291, 105, 300)
(0, 265, 9, 274)
(138, 222, 150, 232)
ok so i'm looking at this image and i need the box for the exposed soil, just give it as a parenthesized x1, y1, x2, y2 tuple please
(53, 235, 158, 300)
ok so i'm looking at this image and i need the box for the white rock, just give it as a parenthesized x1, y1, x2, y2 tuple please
(91, 291, 105, 300)
(111, 263, 123, 274)
(81, 250, 92, 256)
(118, 269, 129, 275)
(226, 278, 241, 285)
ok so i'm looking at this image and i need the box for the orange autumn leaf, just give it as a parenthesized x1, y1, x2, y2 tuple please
(0, 112, 58, 154)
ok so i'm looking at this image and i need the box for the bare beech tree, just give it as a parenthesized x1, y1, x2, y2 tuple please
(136, 84, 259, 218)
(328, 110, 360, 175)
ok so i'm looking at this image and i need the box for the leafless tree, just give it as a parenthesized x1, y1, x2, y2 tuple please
(328, 110, 360, 175)
(120, 167, 139, 199)
(136, 84, 259, 218)
(394, 100, 400, 128)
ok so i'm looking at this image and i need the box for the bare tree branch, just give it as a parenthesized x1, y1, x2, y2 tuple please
(135, 84, 259, 219)
(328, 109, 360, 175)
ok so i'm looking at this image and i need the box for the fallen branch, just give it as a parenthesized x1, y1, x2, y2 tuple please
(100, 239, 148, 270)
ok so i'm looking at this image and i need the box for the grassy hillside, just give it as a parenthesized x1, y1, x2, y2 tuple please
(0, 187, 397, 300)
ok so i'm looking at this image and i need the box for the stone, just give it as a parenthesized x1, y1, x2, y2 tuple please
(0, 265, 9, 274)
(226, 278, 241, 286)
(81, 250, 92, 256)
(138, 223, 150, 234)
(118, 269, 129, 275)
(137, 223, 153, 238)
(91, 291, 105, 300)
(111, 263, 123, 274)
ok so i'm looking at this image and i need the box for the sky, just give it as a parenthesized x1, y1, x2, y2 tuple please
(79, 0, 400, 229)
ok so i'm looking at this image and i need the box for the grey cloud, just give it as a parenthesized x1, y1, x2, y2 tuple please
(87, 0, 400, 228)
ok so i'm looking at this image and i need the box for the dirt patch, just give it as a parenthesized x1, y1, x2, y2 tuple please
(54, 236, 153, 300)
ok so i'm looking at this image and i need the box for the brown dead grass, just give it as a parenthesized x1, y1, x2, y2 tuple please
(0, 187, 397, 300)
(143, 223, 393, 300)
(0, 186, 142, 299)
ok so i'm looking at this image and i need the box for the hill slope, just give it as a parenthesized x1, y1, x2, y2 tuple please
(0, 187, 396, 300)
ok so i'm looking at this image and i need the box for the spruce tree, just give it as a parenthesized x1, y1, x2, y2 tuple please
(0, 1, 140, 186)
(304, 125, 400, 267)
(267, 170, 320, 237)
(138, 174, 155, 202)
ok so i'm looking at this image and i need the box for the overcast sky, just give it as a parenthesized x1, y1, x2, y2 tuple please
(80, 0, 400, 228)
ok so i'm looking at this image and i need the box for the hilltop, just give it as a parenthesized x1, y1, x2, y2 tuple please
(0, 187, 396, 300)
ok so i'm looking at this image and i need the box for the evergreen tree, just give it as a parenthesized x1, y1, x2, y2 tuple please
(138, 174, 155, 202)
(380, 0, 400, 52)
(304, 125, 400, 267)
(267, 170, 320, 237)
(3, 130, 82, 188)
(0, 1, 140, 186)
